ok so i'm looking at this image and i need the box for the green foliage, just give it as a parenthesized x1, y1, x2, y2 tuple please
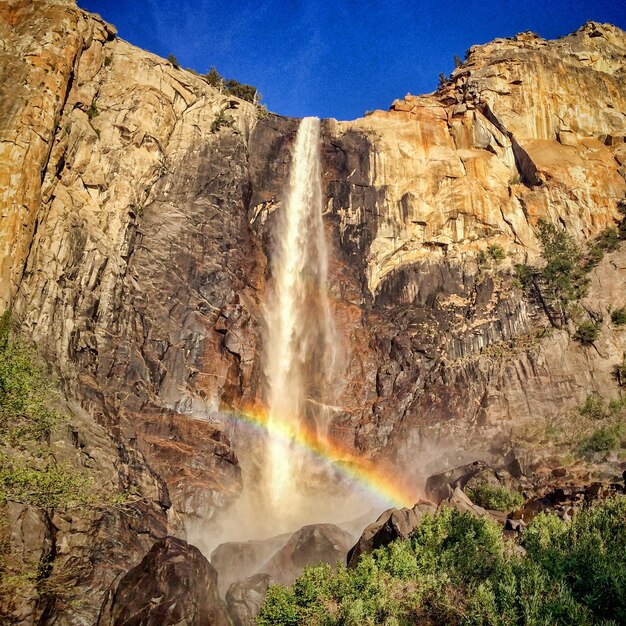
(573, 320, 601, 345)
(167, 53, 179, 68)
(516, 219, 590, 328)
(478, 244, 506, 270)
(437, 72, 448, 88)
(610, 307, 626, 326)
(0, 454, 94, 508)
(224, 78, 259, 103)
(487, 244, 506, 263)
(210, 109, 235, 133)
(617, 199, 626, 241)
(453, 54, 463, 67)
(205, 66, 224, 89)
(466, 483, 523, 512)
(258, 499, 626, 625)
(592, 226, 620, 253)
(203, 65, 263, 105)
(0, 312, 95, 510)
(0, 314, 62, 442)
(616, 356, 626, 386)
(578, 393, 608, 420)
(86, 98, 99, 120)
(578, 423, 625, 455)
(521, 498, 626, 622)
(608, 395, 626, 413)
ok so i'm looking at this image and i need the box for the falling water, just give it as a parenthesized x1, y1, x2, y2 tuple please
(263, 116, 340, 505)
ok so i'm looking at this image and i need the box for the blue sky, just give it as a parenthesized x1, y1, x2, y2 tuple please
(78, 0, 626, 121)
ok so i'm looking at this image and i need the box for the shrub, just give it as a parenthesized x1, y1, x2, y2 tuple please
(0, 455, 94, 508)
(608, 395, 626, 413)
(487, 244, 506, 263)
(478, 244, 506, 270)
(210, 109, 234, 133)
(592, 226, 620, 253)
(224, 78, 259, 103)
(167, 53, 179, 68)
(0, 311, 96, 510)
(578, 423, 625, 455)
(618, 200, 626, 240)
(573, 320, 600, 345)
(466, 483, 524, 512)
(578, 393, 607, 420)
(258, 499, 626, 625)
(616, 357, 626, 386)
(0, 313, 62, 441)
(86, 98, 99, 120)
(522, 498, 626, 622)
(611, 306, 626, 326)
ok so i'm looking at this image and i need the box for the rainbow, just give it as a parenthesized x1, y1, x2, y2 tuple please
(223, 404, 418, 508)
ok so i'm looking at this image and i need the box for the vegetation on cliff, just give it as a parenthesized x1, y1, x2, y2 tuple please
(258, 498, 626, 625)
(515, 212, 626, 345)
(0, 312, 94, 508)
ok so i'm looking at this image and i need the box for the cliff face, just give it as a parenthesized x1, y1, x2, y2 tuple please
(1, 1, 625, 622)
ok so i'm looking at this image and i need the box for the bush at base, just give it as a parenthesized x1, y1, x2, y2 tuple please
(258, 498, 626, 625)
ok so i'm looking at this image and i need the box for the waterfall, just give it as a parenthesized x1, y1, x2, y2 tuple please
(263, 116, 340, 505)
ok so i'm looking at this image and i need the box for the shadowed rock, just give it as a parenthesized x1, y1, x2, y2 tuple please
(98, 536, 229, 626)
(442, 487, 488, 517)
(425, 461, 489, 503)
(211, 533, 290, 597)
(347, 501, 436, 568)
(226, 573, 274, 626)
(258, 523, 354, 585)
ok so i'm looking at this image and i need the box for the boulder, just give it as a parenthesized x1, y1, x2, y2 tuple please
(258, 524, 354, 585)
(98, 536, 229, 626)
(504, 447, 530, 479)
(441, 487, 488, 518)
(347, 501, 436, 568)
(226, 573, 274, 626)
(211, 533, 290, 597)
(425, 461, 489, 503)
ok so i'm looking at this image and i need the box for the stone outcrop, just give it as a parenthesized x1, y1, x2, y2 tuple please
(0, 404, 169, 625)
(211, 533, 290, 597)
(226, 573, 274, 626)
(257, 523, 354, 585)
(98, 536, 230, 626)
(336, 22, 626, 294)
(347, 501, 436, 568)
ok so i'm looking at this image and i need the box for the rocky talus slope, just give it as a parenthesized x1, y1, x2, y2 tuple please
(0, 0, 625, 622)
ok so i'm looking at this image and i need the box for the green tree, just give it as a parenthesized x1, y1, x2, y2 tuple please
(205, 66, 224, 90)
(515, 219, 589, 327)
(573, 320, 601, 345)
(224, 78, 259, 103)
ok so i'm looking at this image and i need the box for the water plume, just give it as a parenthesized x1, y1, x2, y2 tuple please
(262, 116, 341, 505)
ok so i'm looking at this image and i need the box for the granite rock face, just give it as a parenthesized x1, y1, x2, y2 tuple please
(1, 2, 626, 623)
(98, 536, 230, 626)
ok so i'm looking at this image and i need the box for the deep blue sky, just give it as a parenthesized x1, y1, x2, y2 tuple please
(78, 0, 626, 121)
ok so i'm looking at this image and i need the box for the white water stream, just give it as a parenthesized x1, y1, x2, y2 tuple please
(263, 116, 340, 504)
